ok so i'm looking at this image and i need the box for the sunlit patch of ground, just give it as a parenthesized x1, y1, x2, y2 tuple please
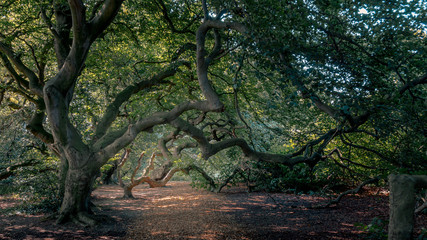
(1, 181, 426, 239)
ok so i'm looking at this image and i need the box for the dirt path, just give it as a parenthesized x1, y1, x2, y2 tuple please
(1, 181, 426, 239)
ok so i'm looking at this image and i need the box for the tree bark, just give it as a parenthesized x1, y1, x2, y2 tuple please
(57, 165, 98, 226)
(388, 174, 427, 240)
(123, 185, 135, 198)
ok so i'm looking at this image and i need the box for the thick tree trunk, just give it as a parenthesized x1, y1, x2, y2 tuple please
(388, 174, 427, 240)
(57, 166, 98, 226)
(388, 174, 415, 240)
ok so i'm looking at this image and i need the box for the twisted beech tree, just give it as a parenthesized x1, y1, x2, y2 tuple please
(0, 0, 248, 225)
(1, 0, 426, 226)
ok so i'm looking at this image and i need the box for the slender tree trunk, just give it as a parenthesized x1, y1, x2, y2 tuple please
(123, 185, 134, 198)
(102, 162, 118, 185)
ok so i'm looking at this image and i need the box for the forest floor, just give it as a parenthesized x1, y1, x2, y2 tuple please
(1, 181, 426, 239)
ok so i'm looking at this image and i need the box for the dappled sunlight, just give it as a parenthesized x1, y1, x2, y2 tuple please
(218, 205, 247, 212)
(4, 182, 419, 239)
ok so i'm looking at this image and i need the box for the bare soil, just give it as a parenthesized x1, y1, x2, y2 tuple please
(1, 181, 426, 239)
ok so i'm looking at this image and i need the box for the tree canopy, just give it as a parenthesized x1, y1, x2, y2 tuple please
(0, 0, 426, 225)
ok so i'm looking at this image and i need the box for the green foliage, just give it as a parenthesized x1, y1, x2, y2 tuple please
(244, 162, 330, 193)
(418, 229, 427, 240)
(355, 217, 388, 240)
(1, 0, 426, 211)
(0, 106, 60, 214)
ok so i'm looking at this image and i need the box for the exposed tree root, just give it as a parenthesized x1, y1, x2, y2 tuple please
(415, 192, 427, 214)
(56, 211, 98, 227)
(415, 201, 427, 214)
(122, 194, 135, 199)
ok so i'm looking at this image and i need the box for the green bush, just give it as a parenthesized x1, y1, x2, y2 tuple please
(355, 217, 388, 240)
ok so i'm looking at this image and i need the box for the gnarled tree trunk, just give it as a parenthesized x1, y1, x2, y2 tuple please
(57, 166, 98, 225)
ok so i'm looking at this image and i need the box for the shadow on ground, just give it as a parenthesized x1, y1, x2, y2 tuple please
(1, 182, 425, 239)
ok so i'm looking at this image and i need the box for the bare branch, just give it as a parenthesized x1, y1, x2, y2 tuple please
(415, 192, 427, 214)
(0, 52, 30, 90)
(202, 0, 209, 20)
(117, 148, 131, 187)
(130, 152, 146, 184)
(0, 159, 40, 180)
(26, 104, 54, 144)
(94, 61, 189, 140)
(0, 42, 43, 97)
(170, 117, 325, 166)
(340, 134, 389, 161)
(94, 100, 219, 163)
(88, 0, 124, 42)
(313, 176, 381, 208)
(328, 148, 384, 170)
(196, 19, 247, 111)
(156, 0, 196, 35)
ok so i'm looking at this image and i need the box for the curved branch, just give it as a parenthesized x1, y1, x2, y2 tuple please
(340, 135, 389, 161)
(0, 42, 43, 97)
(156, 0, 196, 35)
(130, 152, 146, 184)
(313, 176, 381, 208)
(51, 2, 72, 68)
(94, 100, 218, 164)
(0, 159, 40, 180)
(285, 68, 340, 121)
(117, 148, 131, 188)
(196, 19, 247, 111)
(94, 61, 189, 140)
(68, 0, 87, 44)
(0, 52, 30, 90)
(327, 148, 382, 170)
(170, 118, 325, 166)
(88, 0, 124, 42)
(26, 103, 54, 145)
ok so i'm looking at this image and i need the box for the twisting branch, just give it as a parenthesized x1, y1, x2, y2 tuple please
(0, 159, 40, 181)
(40, 8, 61, 42)
(327, 148, 382, 170)
(117, 148, 131, 188)
(0, 42, 43, 97)
(94, 60, 190, 140)
(339, 134, 389, 161)
(170, 117, 326, 166)
(196, 17, 247, 111)
(155, 0, 196, 35)
(0, 52, 30, 91)
(88, 0, 124, 42)
(415, 192, 427, 214)
(130, 152, 146, 184)
(312, 176, 381, 208)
